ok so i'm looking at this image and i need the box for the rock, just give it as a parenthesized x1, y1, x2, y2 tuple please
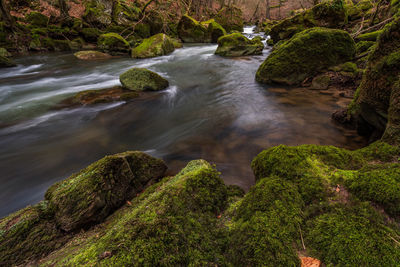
(356, 40, 375, 54)
(177, 15, 226, 43)
(311, 74, 331, 90)
(57, 86, 139, 108)
(300, 257, 321, 267)
(120, 68, 169, 91)
(215, 5, 244, 32)
(171, 38, 183, 49)
(80, 28, 102, 42)
(351, 17, 400, 144)
(356, 30, 383, 42)
(270, 0, 348, 43)
(347, 0, 374, 21)
(45, 151, 167, 232)
(202, 19, 227, 43)
(97, 33, 130, 54)
(266, 38, 274, 46)
(26, 11, 49, 27)
(256, 27, 356, 85)
(82, 1, 112, 28)
(0, 48, 11, 57)
(74, 50, 112, 60)
(0, 55, 16, 68)
(215, 33, 264, 57)
(131, 33, 175, 59)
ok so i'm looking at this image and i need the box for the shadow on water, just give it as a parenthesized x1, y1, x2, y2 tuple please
(0, 30, 366, 217)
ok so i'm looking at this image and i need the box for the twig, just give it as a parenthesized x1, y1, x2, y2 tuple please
(299, 225, 306, 250)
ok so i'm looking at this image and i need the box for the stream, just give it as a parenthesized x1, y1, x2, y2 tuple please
(0, 26, 365, 217)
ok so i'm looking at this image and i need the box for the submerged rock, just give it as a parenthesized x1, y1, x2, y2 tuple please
(57, 86, 139, 107)
(177, 15, 226, 43)
(120, 68, 169, 91)
(352, 17, 400, 145)
(256, 27, 355, 85)
(131, 33, 175, 58)
(45, 151, 167, 232)
(215, 33, 264, 57)
(270, 0, 348, 43)
(74, 50, 112, 60)
(97, 33, 130, 54)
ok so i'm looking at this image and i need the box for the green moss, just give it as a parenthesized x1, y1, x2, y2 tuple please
(215, 33, 263, 57)
(356, 30, 383, 41)
(119, 68, 169, 91)
(0, 47, 11, 57)
(356, 40, 375, 54)
(80, 28, 102, 42)
(82, 1, 111, 28)
(306, 203, 400, 266)
(131, 33, 175, 59)
(177, 15, 208, 43)
(45, 151, 166, 232)
(134, 23, 151, 38)
(202, 19, 227, 43)
(256, 27, 356, 85)
(0, 201, 68, 266)
(26, 12, 48, 27)
(42, 160, 230, 266)
(270, 0, 347, 42)
(97, 33, 130, 54)
(228, 177, 303, 266)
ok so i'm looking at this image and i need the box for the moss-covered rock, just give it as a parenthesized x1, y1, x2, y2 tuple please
(57, 86, 139, 108)
(45, 151, 167, 232)
(26, 11, 49, 27)
(215, 5, 244, 32)
(0, 201, 68, 266)
(0, 47, 11, 57)
(202, 19, 227, 43)
(311, 74, 331, 89)
(356, 40, 375, 54)
(215, 33, 263, 57)
(228, 177, 303, 266)
(120, 68, 169, 91)
(74, 50, 111, 60)
(352, 17, 400, 144)
(178, 15, 207, 43)
(82, 1, 112, 28)
(270, 0, 348, 43)
(356, 29, 383, 42)
(131, 33, 175, 59)
(97, 33, 130, 54)
(347, 0, 374, 21)
(256, 27, 355, 85)
(80, 28, 102, 42)
(177, 15, 226, 43)
(0, 55, 16, 68)
(40, 160, 229, 266)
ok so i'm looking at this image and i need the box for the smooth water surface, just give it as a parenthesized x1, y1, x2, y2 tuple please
(0, 27, 365, 217)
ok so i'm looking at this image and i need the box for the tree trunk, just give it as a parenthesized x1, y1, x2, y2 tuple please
(0, 0, 15, 30)
(58, 0, 69, 18)
(265, 0, 270, 19)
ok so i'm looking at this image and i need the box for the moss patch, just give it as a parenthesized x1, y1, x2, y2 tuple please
(131, 33, 175, 59)
(97, 33, 130, 55)
(215, 33, 263, 57)
(119, 68, 169, 91)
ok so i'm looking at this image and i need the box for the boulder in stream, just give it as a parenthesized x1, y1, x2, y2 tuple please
(131, 33, 175, 59)
(177, 15, 226, 43)
(120, 68, 169, 91)
(45, 151, 167, 232)
(74, 50, 112, 60)
(214, 5, 244, 32)
(256, 27, 356, 86)
(97, 33, 130, 55)
(215, 33, 264, 57)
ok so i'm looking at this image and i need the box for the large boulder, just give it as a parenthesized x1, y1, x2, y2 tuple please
(74, 50, 111, 60)
(270, 0, 348, 43)
(256, 28, 355, 85)
(177, 15, 226, 43)
(352, 18, 400, 145)
(45, 151, 167, 232)
(120, 68, 169, 91)
(97, 33, 130, 54)
(215, 5, 244, 32)
(131, 33, 175, 59)
(215, 33, 264, 57)
(26, 11, 49, 27)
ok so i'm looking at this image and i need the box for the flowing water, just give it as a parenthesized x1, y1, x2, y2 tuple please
(0, 27, 366, 217)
